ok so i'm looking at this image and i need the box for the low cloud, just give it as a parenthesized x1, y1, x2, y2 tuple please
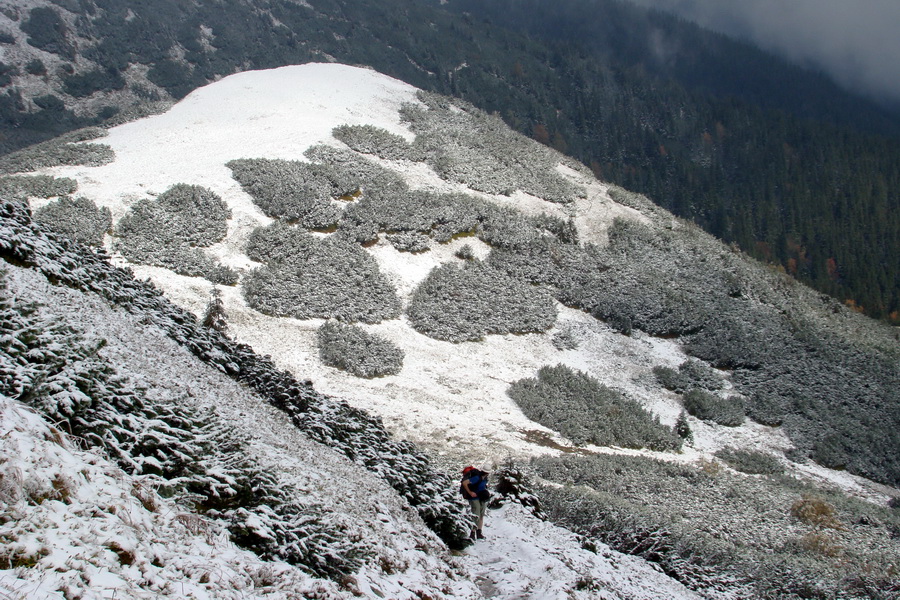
(629, 0, 900, 108)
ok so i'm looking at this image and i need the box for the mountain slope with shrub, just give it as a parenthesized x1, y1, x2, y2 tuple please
(0, 0, 897, 322)
(3, 63, 900, 598)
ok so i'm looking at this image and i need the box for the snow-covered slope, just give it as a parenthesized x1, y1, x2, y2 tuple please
(29, 63, 892, 495)
(26, 63, 760, 464)
(0, 206, 702, 599)
(6, 62, 899, 599)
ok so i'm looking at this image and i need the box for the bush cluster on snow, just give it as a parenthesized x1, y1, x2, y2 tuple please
(0, 174, 78, 198)
(333, 124, 422, 161)
(338, 187, 479, 245)
(682, 388, 745, 427)
(335, 180, 553, 251)
(507, 364, 681, 451)
(406, 261, 556, 342)
(0, 127, 114, 174)
(227, 157, 343, 228)
(114, 183, 237, 285)
(243, 221, 401, 323)
(398, 91, 586, 203)
(533, 453, 900, 599)
(715, 447, 785, 475)
(0, 195, 473, 559)
(228, 145, 412, 230)
(317, 320, 404, 378)
(34, 195, 112, 246)
(232, 102, 897, 489)
(653, 359, 725, 393)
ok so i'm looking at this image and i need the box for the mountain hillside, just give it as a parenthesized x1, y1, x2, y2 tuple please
(2, 63, 900, 598)
(0, 0, 898, 322)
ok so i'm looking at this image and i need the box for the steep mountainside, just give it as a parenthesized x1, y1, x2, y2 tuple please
(0, 0, 898, 322)
(2, 63, 899, 598)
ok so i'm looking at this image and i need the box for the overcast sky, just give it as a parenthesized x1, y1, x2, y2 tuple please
(628, 0, 900, 108)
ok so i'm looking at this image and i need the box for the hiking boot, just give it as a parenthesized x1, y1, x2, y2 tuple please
(476, 529, 484, 539)
(470, 528, 478, 540)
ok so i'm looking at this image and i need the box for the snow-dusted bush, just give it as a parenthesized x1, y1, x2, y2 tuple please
(244, 222, 401, 323)
(333, 124, 422, 161)
(317, 320, 404, 378)
(0, 128, 114, 174)
(550, 324, 580, 350)
(455, 244, 476, 260)
(530, 212, 579, 245)
(34, 196, 111, 246)
(715, 447, 784, 475)
(227, 158, 342, 228)
(339, 188, 482, 245)
(0, 174, 78, 198)
(0, 197, 472, 551)
(476, 203, 544, 249)
(114, 183, 234, 283)
(487, 236, 595, 290)
(533, 453, 900, 599)
(406, 261, 556, 342)
(490, 461, 542, 517)
(653, 360, 724, 394)
(387, 231, 431, 253)
(304, 144, 409, 196)
(508, 364, 681, 451)
(675, 410, 694, 443)
(400, 91, 584, 203)
(682, 389, 745, 427)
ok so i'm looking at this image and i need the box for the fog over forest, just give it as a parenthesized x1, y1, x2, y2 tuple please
(629, 0, 900, 109)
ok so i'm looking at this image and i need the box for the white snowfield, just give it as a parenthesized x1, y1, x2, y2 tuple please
(7, 62, 891, 598)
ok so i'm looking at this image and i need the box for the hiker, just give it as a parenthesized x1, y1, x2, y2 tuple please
(461, 466, 490, 540)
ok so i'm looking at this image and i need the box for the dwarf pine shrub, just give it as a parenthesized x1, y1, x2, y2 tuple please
(675, 410, 694, 443)
(317, 320, 404, 378)
(34, 196, 111, 246)
(333, 124, 422, 161)
(338, 188, 481, 245)
(400, 91, 584, 203)
(244, 222, 401, 323)
(508, 364, 681, 451)
(303, 144, 409, 195)
(0, 128, 114, 174)
(715, 447, 784, 475)
(387, 231, 430, 253)
(227, 158, 342, 228)
(550, 324, 580, 350)
(455, 244, 475, 260)
(0, 174, 78, 198)
(682, 389, 745, 427)
(114, 183, 234, 283)
(654, 360, 724, 393)
(406, 261, 556, 342)
(202, 287, 228, 334)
